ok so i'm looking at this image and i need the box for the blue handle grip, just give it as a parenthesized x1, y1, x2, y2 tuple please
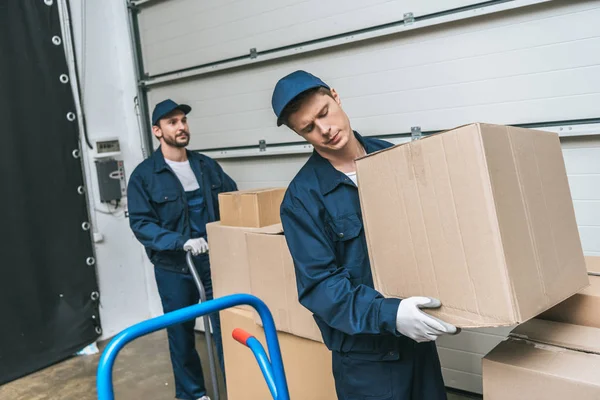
(96, 294, 289, 400)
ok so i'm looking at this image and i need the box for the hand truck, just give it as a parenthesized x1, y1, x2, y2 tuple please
(186, 251, 220, 400)
(96, 293, 290, 400)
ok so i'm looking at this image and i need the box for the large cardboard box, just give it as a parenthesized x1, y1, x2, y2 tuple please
(586, 256, 600, 275)
(539, 275, 600, 328)
(218, 188, 286, 228)
(245, 226, 323, 343)
(356, 123, 588, 328)
(220, 307, 336, 400)
(206, 222, 282, 311)
(483, 319, 600, 399)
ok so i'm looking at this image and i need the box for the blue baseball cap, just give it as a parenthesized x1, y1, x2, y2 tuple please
(272, 70, 330, 126)
(151, 99, 191, 126)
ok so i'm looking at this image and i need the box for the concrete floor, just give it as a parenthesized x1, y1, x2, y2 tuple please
(0, 331, 478, 400)
(0, 330, 225, 400)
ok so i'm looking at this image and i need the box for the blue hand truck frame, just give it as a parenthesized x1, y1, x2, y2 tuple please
(96, 293, 290, 400)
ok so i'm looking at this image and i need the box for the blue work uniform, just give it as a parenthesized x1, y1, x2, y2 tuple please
(128, 148, 237, 400)
(280, 132, 446, 400)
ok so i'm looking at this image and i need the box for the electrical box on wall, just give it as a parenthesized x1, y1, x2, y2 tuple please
(93, 138, 126, 203)
(95, 159, 126, 203)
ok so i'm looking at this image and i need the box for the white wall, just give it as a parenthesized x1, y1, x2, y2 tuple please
(562, 136, 600, 257)
(68, 0, 163, 339)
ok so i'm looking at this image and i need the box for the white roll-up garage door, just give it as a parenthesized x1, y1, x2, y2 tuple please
(134, 0, 600, 151)
(137, 0, 519, 75)
(129, 0, 600, 394)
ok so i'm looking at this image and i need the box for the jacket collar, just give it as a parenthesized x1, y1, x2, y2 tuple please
(152, 147, 198, 173)
(313, 131, 373, 195)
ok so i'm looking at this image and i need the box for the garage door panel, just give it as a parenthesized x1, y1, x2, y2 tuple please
(138, 0, 485, 75)
(568, 175, 600, 200)
(438, 348, 484, 376)
(573, 201, 600, 226)
(218, 155, 308, 183)
(353, 93, 600, 137)
(338, 39, 600, 101)
(437, 330, 505, 355)
(187, 36, 600, 125)
(149, 1, 600, 149)
(580, 226, 600, 252)
(563, 147, 600, 174)
(192, 91, 271, 119)
(195, 109, 273, 134)
(442, 368, 483, 394)
(333, 16, 600, 97)
(466, 326, 514, 336)
(345, 66, 600, 119)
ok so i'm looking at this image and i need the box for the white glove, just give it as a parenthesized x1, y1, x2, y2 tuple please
(183, 238, 209, 255)
(396, 297, 458, 343)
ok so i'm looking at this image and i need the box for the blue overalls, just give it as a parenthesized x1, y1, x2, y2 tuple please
(280, 132, 446, 400)
(128, 148, 237, 400)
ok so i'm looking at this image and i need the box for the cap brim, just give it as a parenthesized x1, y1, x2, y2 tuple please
(176, 104, 192, 114)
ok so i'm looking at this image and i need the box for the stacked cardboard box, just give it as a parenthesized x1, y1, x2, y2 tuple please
(483, 320, 600, 399)
(218, 188, 285, 228)
(482, 255, 600, 398)
(220, 307, 336, 400)
(208, 187, 334, 399)
(206, 221, 282, 312)
(245, 227, 323, 342)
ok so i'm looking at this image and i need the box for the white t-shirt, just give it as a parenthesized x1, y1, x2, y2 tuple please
(165, 159, 200, 191)
(345, 171, 358, 186)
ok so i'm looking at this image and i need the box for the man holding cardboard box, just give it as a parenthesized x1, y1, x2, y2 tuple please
(128, 99, 237, 400)
(271, 71, 458, 399)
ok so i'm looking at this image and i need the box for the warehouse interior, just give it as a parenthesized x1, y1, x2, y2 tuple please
(1, 0, 599, 399)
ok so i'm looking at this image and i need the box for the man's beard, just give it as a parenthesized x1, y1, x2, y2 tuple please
(163, 132, 190, 148)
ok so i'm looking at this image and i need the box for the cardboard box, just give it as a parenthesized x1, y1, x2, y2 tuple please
(206, 222, 282, 311)
(484, 320, 600, 399)
(245, 226, 323, 343)
(220, 307, 336, 400)
(483, 338, 600, 399)
(587, 256, 600, 275)
(219, 188, 286, 228)
(539, 275, 600, 328)
(355, 123, 588, 328)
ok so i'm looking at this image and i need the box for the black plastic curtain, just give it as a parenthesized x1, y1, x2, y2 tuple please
(0, 0, 100, 384)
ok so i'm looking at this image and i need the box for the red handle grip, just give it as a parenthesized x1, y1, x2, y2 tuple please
(232, 328, 253, 346)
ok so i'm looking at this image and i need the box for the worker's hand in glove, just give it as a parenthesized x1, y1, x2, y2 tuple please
(396, 297, 459, 343)
(183, 238, 209, 255)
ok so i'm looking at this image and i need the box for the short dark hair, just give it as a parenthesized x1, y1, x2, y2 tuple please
(279, 86, 333, 128)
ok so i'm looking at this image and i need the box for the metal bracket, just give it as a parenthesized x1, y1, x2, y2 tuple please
(127, 1, 140, 13)
(259, 140, 267, 152)
(411, 126, 422, 141)
(249, 48, 258, 59)
(404, 12, 415, 26)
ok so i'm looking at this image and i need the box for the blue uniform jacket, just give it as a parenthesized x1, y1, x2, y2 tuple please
(281, 132, 412, 358)
(127, 148, 237, 273)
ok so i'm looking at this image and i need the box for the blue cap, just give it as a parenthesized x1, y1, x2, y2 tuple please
(272, 70, 330, 126)
(151, 99, 192, 126)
